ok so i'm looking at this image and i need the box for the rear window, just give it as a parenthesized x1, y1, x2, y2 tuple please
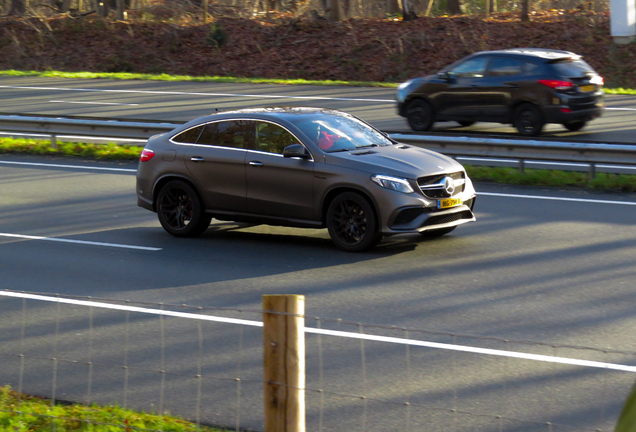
(551, 60, 596, 77)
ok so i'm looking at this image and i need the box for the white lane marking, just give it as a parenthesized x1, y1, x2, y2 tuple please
(0, 160, 137, 172)
(1, 290, 635, 373)
(605, 107, 636, 111)
(50, 100, 139, 106)
(0, 85, 394, 103)
(480, 192, 636, 206)
(0, 233, 161, 251)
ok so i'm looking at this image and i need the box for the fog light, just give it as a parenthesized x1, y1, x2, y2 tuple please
(560, 108, 572, 113)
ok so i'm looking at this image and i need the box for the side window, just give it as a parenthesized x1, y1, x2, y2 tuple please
(451, 57, 489, 78)
(196, 120, 251, 148)
(488, 57, 525, 77)
(254, 122, 299, 155)
(172, 125, 204, 144)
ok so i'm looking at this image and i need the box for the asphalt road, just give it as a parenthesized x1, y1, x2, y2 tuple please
(1, 76, 636, 143)
(1, 154, 636, 431)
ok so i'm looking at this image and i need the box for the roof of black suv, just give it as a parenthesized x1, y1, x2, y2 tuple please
(475, 48, 581, 62)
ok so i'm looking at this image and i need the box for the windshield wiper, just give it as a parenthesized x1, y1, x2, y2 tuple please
(356, 144, 381, 149)
(327, 148, 357, 153)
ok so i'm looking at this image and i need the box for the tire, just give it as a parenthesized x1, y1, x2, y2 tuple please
(156, 180, 211, 237)
(458, 121, 475, 127)
(419, 226, 456, 239)
(563, 120, 587, 132)
(326, 192, 382, 252)
(406, 99, 435, 132)
(514, 103, 544, 136)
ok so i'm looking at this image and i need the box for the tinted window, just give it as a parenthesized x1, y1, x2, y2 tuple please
(172, 125, 204, 143)
(488, 57, 525, 77)
(552, 59, 595, 77)
(291, 114, 391, 153)
(196, 120, 251, 148)
(451, 57, 488, 78)
(254, 122, 299, 155)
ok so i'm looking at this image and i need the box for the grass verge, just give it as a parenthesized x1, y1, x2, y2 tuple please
(2, 137, 636, 193)
(0, 386, 225, 431)
(0, 70, 398, 88)
(1, 70, 635, 93)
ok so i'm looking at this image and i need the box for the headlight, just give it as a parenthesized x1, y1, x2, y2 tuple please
(397, 79, 413, 90)
(371, 175, 414, 193)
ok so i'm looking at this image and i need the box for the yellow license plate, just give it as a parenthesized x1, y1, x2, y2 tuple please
(438, 198, 462, 209)
(579, 85, 595, 92)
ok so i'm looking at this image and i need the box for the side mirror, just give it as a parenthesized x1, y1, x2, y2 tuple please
(283, 144, 309, 158)
(439, 71, 454, 83)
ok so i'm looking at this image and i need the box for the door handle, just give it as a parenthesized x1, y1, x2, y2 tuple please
(249, 161, 264, 166)
(190, 157, 205, 162)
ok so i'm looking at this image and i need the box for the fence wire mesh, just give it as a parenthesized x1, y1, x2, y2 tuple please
(0, 289, 633, 431)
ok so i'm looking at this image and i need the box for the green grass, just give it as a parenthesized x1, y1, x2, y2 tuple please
(0, 137, 143, 160)
(2, 137, 636, 192)
(0, 70, 399, 88)
(0, 386, 226, 431)
(465, 165, 636, 192)
(1, 69, 634, 93)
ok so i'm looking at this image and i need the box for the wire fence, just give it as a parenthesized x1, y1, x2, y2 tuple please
(0, 289, 633, 431)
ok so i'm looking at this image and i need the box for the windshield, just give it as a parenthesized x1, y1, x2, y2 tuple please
(291, 113, 393, 153)
(551, 59, 596, 77)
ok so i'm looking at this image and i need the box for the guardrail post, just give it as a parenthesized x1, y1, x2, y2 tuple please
(518, 159, 525, 173)
(51, 134, 58, 150)
(263, 295, 306, 432)
(589, 163, 596, 180)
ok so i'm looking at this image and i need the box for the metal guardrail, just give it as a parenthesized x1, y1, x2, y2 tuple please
(1, 114, 636, 178)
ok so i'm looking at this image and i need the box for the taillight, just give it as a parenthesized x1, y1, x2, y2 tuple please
(538, 79, 574, 90)
(140, 149, 155, 162)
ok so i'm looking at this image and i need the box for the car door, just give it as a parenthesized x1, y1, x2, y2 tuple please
(475, 56, 528, 120)
(184, 120, 250, 212)
(435, 56, 490, 118)
(245, 121, 315, 221)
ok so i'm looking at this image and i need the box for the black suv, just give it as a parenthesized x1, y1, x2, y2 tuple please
(396, 48, 605, 136)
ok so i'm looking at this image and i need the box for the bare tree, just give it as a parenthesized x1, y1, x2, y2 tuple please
(325, 0, 340, 20)
(520, 0, 529, 21)
(401, 0, 417, 20)
(8, 0, 26, 15)
(446, 0, 463, 14)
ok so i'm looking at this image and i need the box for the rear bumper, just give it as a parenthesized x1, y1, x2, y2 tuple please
(543, 106, 603, 124)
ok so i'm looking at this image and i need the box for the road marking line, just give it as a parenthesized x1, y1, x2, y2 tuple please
(605, 107, 636, 111)
(1, 290, 635, 373)
(50, 100, 139, 106)
(0, 160, 137, 172)
(0, 85, 394, 103)
(0, 233, 161, 251)
(479, 192, 636, 205)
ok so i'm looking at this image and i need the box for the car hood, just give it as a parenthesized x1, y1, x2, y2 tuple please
(324, 144, 464, 178)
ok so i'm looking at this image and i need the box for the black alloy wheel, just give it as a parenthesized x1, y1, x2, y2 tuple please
(458, 121, 475, 127)
(327, 192, 382, 252)
(514, 103, 544, 136)
(419, 226, 456, 239)
(157, 180, 211, 237)
(406, 99, 435, 132)
(563, 120, 587, 132)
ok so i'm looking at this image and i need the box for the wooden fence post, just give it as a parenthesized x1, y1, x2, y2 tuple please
(263, 295, 305, 432)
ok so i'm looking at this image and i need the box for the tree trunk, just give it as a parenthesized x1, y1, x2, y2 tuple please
(401, 0, 417, 20)
(8, 0, 26, 15)
(520, 0, 529, 21)
(386, 0, 399, 15)
(325, 0, 340, 20)
(446, 0, 463, 15)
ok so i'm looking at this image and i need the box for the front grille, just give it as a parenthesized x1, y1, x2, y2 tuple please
(418, 171, 465, 199)
(420, 210, 473, 228)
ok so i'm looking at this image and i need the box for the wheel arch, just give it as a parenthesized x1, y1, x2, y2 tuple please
(152, 175, 203, 212)
(321, 186, 381, 232)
